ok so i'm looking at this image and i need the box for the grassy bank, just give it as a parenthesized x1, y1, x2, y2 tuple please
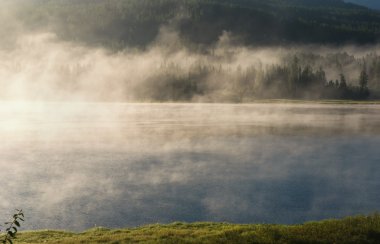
(12, 214, 380, 243)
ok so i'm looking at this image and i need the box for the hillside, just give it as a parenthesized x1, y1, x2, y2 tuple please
(345, 0, 380, 10)
(2, 0, 380, 102)
(13, 215, 380, 244)
(8, 0, 380, 49)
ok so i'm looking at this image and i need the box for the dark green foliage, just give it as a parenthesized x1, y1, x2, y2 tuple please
(9, 0, 380, 49)
(360, 68, 369, 89)
(4, 0, 380, 101)
(346, 0, 380, 10)
(340, 73, 348, 89)
(145, 52, 375, 101)
(320, 60, 372, 99)
(1, 210, 24, 244)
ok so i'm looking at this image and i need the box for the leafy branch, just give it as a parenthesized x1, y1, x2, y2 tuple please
(1, 209, 24, 244)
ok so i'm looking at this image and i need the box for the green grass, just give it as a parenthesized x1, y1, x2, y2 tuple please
(10, 214, 380, 243)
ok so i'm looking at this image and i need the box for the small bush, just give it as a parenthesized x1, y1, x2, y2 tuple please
(1, 209, 24, 244)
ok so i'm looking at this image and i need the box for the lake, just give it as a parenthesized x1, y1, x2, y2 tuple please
(0, 102, 379, 230)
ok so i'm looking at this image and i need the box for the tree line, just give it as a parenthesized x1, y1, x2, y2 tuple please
(132, 52, 378, 102)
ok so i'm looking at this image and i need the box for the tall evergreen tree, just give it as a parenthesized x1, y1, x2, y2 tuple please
(359, 69, 369, 90)
(339, 74, 347, 89)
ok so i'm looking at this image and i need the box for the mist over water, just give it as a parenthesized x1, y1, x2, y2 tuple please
(0, 102, 379, 230)
(1, 1, 380, 233)
(2, 29, 380, 102)
(2, 0, 380, 103)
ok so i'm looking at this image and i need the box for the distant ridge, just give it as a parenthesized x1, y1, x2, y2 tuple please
(7, 0, 380, 48)
(345, 0, 380, 10)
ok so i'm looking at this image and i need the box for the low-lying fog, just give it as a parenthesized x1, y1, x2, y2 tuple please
(2, 1, 380, 102)
(2, 29, 380, 102)
(0, 102, 379, 230)
(1, 1, 380, 231)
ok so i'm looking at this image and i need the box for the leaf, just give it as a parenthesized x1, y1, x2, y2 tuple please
(11, 227, 17, 233)
(7, 231, 15, 237)
(14, 221, 20, 228)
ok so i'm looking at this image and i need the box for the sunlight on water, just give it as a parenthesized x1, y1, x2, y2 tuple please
(0, 102, 380, 230)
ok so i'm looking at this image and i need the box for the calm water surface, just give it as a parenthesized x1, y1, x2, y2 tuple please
(0, 102, 379, 230)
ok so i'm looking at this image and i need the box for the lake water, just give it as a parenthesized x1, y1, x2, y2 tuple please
(0, 102, 380, 231)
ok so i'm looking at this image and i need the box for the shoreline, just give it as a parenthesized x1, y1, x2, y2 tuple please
(14, 214, 380, 243)
(0, 99, 380, 105)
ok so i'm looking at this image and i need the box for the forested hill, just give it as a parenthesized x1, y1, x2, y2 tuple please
(345, 0, 380, 10)
(9, 0, 380, 49)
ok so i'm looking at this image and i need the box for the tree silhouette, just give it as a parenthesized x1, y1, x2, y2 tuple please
(339, 74, 347, 89)
(359, 69, 369, 90)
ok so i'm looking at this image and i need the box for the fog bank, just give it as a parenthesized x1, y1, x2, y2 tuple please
(1, 28, 380, 102)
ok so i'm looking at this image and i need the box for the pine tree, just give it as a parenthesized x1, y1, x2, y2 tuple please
(359, 69, 369, 90)
(339, 74, 347, 89)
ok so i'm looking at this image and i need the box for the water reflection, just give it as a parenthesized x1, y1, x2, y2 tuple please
(0, 102, 379, 230)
